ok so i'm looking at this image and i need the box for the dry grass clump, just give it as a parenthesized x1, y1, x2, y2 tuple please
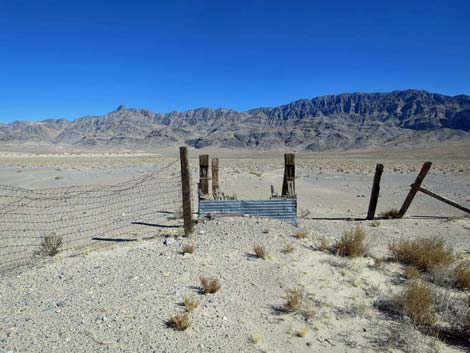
(380, 208, 401, 219)
(295, 230, 307, 239)
(282, 243, 295, 254)
(40, 233, 63, 256)
(317, 236, 330, 253)
(295, 326, 308, 337)
(454, 260, 470, 290)
(199, 276, 221, 294)
(395, 281, 436, 326)
(298, 208, 311, 219)
(182, 243, 195, 254)
(167, 313, 191, 331)
(370, 220, 381, 227)
(389, 237, 454, 272)
(371, 256, 386, 269)
(250, 334, 261, 344)
(183, 295, 199, 312)
(282, 288, 303, 312)
(403, 266, 421, 280)
(335, 225, 367, 258)
(253, 244, 268, 259)
(381, 320, 436, 353)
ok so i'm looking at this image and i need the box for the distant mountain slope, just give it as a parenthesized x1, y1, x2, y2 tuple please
(1, 90, 469, 151)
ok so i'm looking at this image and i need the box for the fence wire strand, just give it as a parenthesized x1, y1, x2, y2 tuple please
(0, 160, 183, 272)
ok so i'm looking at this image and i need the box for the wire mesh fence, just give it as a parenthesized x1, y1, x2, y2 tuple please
(0, 160, 182, 272)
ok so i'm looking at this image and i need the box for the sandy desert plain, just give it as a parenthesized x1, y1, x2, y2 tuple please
(0, 142, 470, 353)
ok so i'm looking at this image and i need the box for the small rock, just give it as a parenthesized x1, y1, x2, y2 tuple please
(164, 238, 175, 246)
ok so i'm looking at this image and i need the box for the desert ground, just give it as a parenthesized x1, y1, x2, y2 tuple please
(0, 144, 469, 353)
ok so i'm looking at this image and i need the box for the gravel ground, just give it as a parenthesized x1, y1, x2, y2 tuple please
(1, 152, 469, 353)
(1, 215, 469, 353)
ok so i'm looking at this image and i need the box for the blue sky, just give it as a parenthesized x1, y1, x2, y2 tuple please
(1, 0, 469, 122)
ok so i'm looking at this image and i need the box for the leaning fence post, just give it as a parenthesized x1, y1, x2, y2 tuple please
(211, 158, 219, 197)
(179, 146, 193, 236)
(367, 164, 384, 220)
(398, 161, 432, 218)
(282, 153, 296, 197)
(416, 185, 470, 214)
(199, 155, 209, 196)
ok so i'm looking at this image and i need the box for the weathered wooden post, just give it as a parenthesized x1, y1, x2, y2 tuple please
(398, 161, 432, 218)
(416, 186, 470, 214)
(179, 146, 193, 236)
(211, 158, 219, 197)
(367, 164, 384, 220)
(199, 154, 209, 196)
(282, 153, 296, 197)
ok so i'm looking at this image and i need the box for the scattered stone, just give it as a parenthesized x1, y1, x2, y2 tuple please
(164, 238, 175, 246)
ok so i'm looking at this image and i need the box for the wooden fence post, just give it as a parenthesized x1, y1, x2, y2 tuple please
(398, 161, 432, 218)
(367, 164, 384, 220)
(179, 146, 193, 236)
(211, 158, 219, 197)
(417, 186, 470, 214)
(282, 153, 296, 197)
(199, 155, 209, 196)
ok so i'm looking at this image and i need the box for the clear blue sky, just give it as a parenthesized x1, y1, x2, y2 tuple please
(1, 0, 469, 122)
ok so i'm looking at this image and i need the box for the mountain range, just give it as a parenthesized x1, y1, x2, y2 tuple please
(1, 89, 469, 151)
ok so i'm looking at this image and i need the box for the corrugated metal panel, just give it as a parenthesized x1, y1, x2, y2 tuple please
(199, 199, 297, 224)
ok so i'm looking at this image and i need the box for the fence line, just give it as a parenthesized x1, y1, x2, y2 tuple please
(0, 160, 182, 272)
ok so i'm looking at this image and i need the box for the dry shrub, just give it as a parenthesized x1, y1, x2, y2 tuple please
(298, 208, 311, 219)
(282, 243, 295, 254)
(296, 326, 308, 337)
(404, 266, 421, 280)
(380, 208, 401, 219)
(250, 334, 261, 344)
(200, 276, 221, 294)
(41, 233, 63, 256)
(382, 320, 437, 353)
(182, 243, 195, 254)
(295, 230, 307, 239)
(335, 225, 367, 258)
(455, 260, 470, 290)
(432, 289, 470, 344)
(370, 220, 381, 227)
(183, 295, 199, 312)
(282, 288, 303, 312)
(463, 300, 470, 332)
(389, 237, 454, 272)
(300, 304, 316, 322)
(167, 313, 191, 331)
(253, 244, 267, 259)
(317, 236, 330, 253)
(395, 281, 436, 326)
(371, 256, 386, 269)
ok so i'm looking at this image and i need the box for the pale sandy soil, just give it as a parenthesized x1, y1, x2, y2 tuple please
(0, 146, 469, 353)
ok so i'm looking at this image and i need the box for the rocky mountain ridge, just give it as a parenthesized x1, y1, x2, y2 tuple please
(1, 90, 469, 151)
